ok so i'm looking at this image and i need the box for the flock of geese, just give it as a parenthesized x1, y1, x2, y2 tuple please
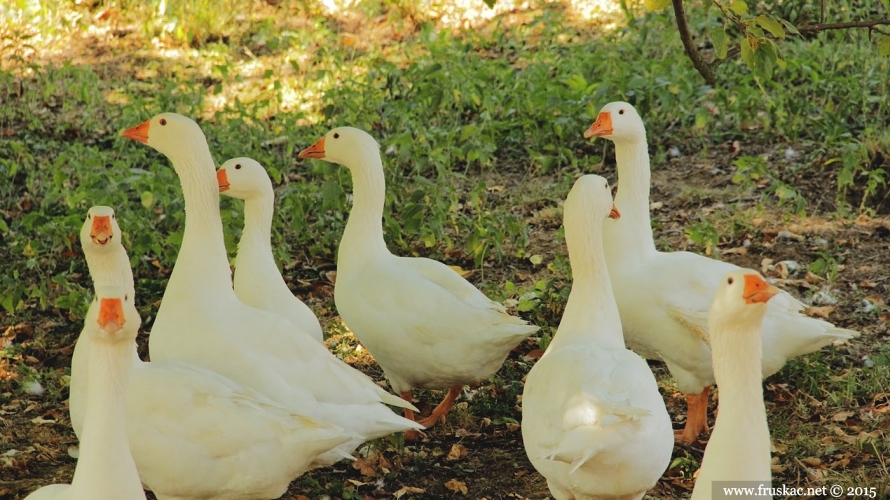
(24, 101, 858, 500)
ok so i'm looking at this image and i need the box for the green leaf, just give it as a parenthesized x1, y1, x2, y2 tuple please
(753, 40, 777, 79)
(711, 26, 729, 59)
(140, 191, 154, 208)
(740, 38, 755, 67)
(879, 35, 890, 57)
(482, 0, 497, 8)
(778, 18, 800, 36)
(730, 0, 748, 15)
(644, 0, 671, 11)
(0, 218, 9, 233)
(755, 15, 785, 39)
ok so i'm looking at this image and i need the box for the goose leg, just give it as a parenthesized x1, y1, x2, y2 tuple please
(416, 386, 462, 428)
(399, 390, 427, 441)
(674, 386, 711, 444)
(399, 390, 416, 421)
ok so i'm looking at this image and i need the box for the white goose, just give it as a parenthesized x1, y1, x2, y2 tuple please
(216, 157, 323, 343)
(121, 114, 421, 461)
(70, 206, 139, 438)
(691, 270, 776, 499)
(72, 206, 354, 500)
(298, 127, 539, 432)
(521, 175, 673, 500)
(27, 287, 146, 500)
(586, 101, 857, 443)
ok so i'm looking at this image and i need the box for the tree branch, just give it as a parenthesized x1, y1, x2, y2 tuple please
(671, 0, 716, 86)
(797, 19, 890, 34)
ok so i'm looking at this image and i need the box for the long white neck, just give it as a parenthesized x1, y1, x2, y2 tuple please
(549, 211, 624, 352)
(164, 147, 235, 299)
(337, 151, 389, 271)
(234, 192, 278, 286)
(712, 322, 768, 429)
(603, 139, 656, 264)
(84, 248, 136, 298)
(70, 336, 143, 498)
(81, 248, 140, 363)
(701, 320, 771, 479)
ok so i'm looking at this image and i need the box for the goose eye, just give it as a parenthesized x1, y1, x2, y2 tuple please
(112, 214, 115, 219)
(87, 214, 91, 219)
(124, 294, 129, 301)
(235, 164, 242, 170)
(159, 118, 167, 126)
(619, 109, 625, 115)
(727, 277, 734, 285)
(333, 133, 340, 139)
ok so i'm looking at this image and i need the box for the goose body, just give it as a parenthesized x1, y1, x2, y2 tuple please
(70, 206, 353, 500)
(217, 157, 324, 343)
(121, 114, 421, 460)
(691, 270, 775, 498)
(586, 101, 857, 442)
(27, 287, 146, 500)
(521, 175, 672, 500)
(298, 127, 538, 429)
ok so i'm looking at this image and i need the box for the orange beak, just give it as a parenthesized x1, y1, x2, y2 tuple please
(217, 169, 230, 192)
(122, 120, 150, 143)
(584, 111, 612, 138)
(743, 274, 779, 304)
(98, 297, 125, 333)
(90, 215, 113, 246)
(298, 136, 326, 159)
(609, 205, 620, 220)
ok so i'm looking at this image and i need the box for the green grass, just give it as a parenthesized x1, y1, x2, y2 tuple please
(0, 0, 886, 321)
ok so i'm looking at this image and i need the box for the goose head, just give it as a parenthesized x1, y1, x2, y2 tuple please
(80, 206, 122, 252)
(87, 285, 141, 342)
(217, 157, 273, 201)
(709, 270, 779, 332)
(565, 174, 621, 225)
(122, 113, 207, 159)
(298, 127, 379, 170)
(583, 101, 646, 144)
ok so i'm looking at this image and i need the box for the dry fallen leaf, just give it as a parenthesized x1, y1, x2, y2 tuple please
(522, 349, 544, 361)
(805, 305, 837, 319)
(445, 479, 468, 495)
(454, 428, 482, 438)
(394, 486, 425, 498)
(446, 444, 467, 461)
(800, 457, 821, 467)
(352, 457, 377, 477)
(832, 410, 855, 422)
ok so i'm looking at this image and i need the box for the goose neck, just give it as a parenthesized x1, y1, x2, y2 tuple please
(165, 148, 234, 295)
(84, 250, 135, 298)
(712, 324, 768, 431)
(71, 338, 138, 491)
(339, 155, 389, 268)
(550, 213, 624, 351)
(606, 139, 656, 258)
(240, 194, 274, 255)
